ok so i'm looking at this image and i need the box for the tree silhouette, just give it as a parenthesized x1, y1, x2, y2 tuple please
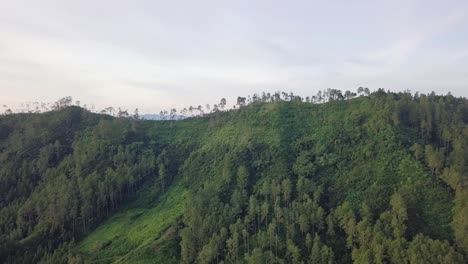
(219, 98, 227, 110)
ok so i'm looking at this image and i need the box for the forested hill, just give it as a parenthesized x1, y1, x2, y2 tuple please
(0, 90, 467, 263)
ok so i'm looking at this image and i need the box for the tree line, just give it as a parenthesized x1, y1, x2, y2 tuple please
(2, 87, 372, 120)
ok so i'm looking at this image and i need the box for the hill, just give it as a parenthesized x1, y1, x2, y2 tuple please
(0, 90, 467, 263)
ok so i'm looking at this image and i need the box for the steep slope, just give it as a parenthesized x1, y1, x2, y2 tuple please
(0, 107, 192, 263)
(77, 180, 186, 264)
(173, 95, 466, 263)
(0, 91, 467, 263)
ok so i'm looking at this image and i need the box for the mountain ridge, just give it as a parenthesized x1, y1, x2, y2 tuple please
(0, 91, 467, 263)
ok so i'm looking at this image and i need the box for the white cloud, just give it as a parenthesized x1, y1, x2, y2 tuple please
(0, 0, 467, 112)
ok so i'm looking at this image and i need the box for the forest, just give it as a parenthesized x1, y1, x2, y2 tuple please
(0, 88, 467, 263)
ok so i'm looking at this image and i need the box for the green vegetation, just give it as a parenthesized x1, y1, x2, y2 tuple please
(78, 180, 186, 263)
(0, 89, 467, 263)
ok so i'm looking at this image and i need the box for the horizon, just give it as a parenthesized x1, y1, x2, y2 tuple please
(1, 88, 461, 116)
(1, 0, 468, 113)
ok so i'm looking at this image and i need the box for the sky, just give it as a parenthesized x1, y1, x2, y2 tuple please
(1, 0, 467, 113)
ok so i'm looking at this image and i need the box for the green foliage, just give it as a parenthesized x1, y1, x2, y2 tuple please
(0, 90, 467, 263)
(77, 180, 186, 263)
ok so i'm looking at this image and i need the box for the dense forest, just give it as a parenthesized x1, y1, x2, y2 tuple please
(0, 89, 467, 263)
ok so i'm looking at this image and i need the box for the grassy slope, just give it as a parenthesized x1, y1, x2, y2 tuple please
(75, 115, 213, 263)
(77, 180, 187, 263)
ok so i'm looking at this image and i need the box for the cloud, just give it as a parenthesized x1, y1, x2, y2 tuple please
(339, 9, 466, 83)
(1, 0, 467, 112)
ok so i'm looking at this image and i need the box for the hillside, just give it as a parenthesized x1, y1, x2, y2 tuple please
(0, 90, 467, 263)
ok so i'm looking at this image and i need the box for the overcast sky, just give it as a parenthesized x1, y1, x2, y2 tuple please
(1, 0, 467, 113)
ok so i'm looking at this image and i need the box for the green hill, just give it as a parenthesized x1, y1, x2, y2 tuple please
(0, 90, 467, 263)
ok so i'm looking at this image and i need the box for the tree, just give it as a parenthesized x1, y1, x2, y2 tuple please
(117, 108, 129, 118)
(180, 228, 197, 264)
(273, 92, 281, 101)
(344, 90, 356, 100)
(335, 202, 357, 247)
(236, 165, 249, 189)
(52, 96, 73, 110)
(248, 196, 259, 232)
(267, 221, 276, 252)
(317, 90, 323, 102)
(197, 105, 203, 115)
(133, 108, 140, 119)
(211, 104, 219, 113)
(425, 145, 444, 175)
(198, 234, 221, 264)
(298, 214, 310, 235)
(408, 234, 464, 264)
(281, 179, 292, 207)
(170, 108, 177, 120)
(327, 89, 344, 101)
(364, 87, 370, 96)
(357, 87, 364, 96)
(357, 87, 370, 96)
(104, 106, 115, 116)
(237, 97, 247, 107)
(252, 93, 260, 102)
(390, 193, 407, 238)
(286, 239, 301, 264)
(246, 248, 264, 264)
(226, 231, 240, 261)
(310, 235, 321, 264)
(453, 188, 468, 254)
(157, 150, 170, 190)
(159, 110, 168, 120)
(261, 201, 269, 227)
(293, 151, 317, 177)
(219, 98, 227, 110)
(441, 127, 452, 154)
(410, 143, 424, 161)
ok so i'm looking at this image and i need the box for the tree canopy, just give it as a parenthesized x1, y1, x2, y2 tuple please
(0, 89, 467, 263)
